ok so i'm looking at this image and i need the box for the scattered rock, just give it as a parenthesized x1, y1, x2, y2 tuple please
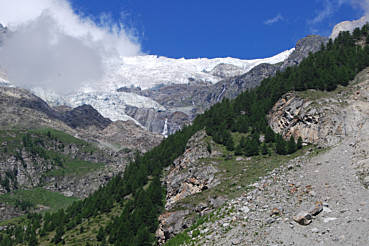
(270, 208, 281, 216)
(293, 211, 312, 225)
(309, 201, 323, 216)
(231, 238, 242, 245)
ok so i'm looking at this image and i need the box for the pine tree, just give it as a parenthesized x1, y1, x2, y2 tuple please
(53, 226, 64, 244)
(297, 136, 303, 149)
(265, 127, 275, 143)
(275, 134, 287, 155)
(261, 143, 269, 155)
(235, 144, 243, 156)
(287, 136, 297, 154)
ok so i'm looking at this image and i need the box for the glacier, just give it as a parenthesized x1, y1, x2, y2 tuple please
(31, 49, 294, 126)
(99, 49, 294, 91)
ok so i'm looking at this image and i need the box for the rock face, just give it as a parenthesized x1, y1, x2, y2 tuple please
(207, 63, 279, 104)
(62, 104, 112, 130)
(268, 68, 369, 146)
(209, 63, 246, 78)
(80, 120, 163, 153)
(157, 130, 221, 243)
(280, 35, 328, 70)
(125, 106, 191, 136)
(330, 16, 369, 40)
(165, 130, 218, 209)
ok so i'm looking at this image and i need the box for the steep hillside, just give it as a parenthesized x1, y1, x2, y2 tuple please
(0, 87, 162, 225)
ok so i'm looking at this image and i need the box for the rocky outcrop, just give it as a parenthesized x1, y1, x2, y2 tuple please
(280, 35, 328, 70)
(209, 63, 245, 78)
(157, 130, 221, 243)
(62, 104, 112, 130)
(165, 130, 218, 208)
(268, 68, 369, 147)
(330, 16, 369, 40)
(125, 106, 191, 135)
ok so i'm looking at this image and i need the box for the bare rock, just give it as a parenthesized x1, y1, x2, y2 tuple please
(309, 201, 323, 216)
(293, 211, 313, 225)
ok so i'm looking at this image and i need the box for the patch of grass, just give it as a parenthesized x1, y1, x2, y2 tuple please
(164, 232, 191, 246)
(0, 188, 78, 213)
(45, 160, 104, 177)
(172, 139, 311, 210)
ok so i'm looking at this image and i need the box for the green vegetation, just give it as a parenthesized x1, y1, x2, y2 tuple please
(2, 24, 369, 246)
(0, 188, 78, 213)
(0, 127, 105, 194)
(45, 160, 104, 177)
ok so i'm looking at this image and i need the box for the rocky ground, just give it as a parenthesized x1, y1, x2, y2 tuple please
(187, 134, 369, 246)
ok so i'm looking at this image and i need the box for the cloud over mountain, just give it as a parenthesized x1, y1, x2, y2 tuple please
(0, 0, 141, 94)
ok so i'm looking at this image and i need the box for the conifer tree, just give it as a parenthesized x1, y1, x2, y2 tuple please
(287, 136, 297, 154)
(297, 136, 303, 149)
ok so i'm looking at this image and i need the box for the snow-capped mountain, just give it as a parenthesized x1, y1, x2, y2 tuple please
(99, 49, 294, 91)
(31, 49, 294, 125)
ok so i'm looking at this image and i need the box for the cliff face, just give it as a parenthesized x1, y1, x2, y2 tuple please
(330, 16, 369, 40)
(268, 68, 369, 147)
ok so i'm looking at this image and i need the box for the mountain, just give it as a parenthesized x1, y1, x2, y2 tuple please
(28, 49, 293, 130)
(1, 19, 368, 246)
(123, 35, 328, 135)
(0, 86, 163, 221)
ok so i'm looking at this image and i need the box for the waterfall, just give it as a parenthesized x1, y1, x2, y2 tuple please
(162, 118, 168, 138)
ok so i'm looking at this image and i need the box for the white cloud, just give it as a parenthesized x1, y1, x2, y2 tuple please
(264, 14, 284, 25)
(0, 0, 141, 94)
(351, 0, 369, 16)
(309, 0, 334, 25)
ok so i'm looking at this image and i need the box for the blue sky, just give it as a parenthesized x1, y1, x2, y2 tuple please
(68, 0, 365, 59)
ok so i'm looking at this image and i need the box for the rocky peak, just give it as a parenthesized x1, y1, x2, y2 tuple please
(280, 35, 328, 70)
(62, 104, 112, 130)
(209, 63, 245, 78)
(330, 16, 369, 40)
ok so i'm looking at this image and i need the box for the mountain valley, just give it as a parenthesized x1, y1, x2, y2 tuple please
(0, 14, 369, 246)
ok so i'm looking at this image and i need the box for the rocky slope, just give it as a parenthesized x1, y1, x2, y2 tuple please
(157, 67, 369, 245)
(0, 86, 163, 221)
(0, 86, 162, 152)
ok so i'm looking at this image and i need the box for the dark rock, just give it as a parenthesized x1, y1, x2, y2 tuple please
(62, 104, 112, 129)
(309, 201, 323, 216)
(280, 35, 329, 70)
(293, 211, 313, 225)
